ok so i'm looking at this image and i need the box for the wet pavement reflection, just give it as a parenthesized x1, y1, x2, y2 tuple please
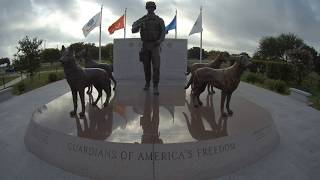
(32, 84, 273, 144)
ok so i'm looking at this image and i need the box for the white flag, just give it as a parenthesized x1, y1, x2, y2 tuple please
(82, 12, 101, 37)
(189, 12, 202, 36)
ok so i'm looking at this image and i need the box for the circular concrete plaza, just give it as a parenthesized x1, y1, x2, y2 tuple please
(0, 80, 319, 180)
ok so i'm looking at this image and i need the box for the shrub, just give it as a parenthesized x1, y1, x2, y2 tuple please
(249, 60, 267, 73)
(48, 73, 58, 82)
(245, 72, 266, 84)
(16, 81, 25, 94)
(250, 60, 294, 81)
(265, 79, 288, 94)
(273, 80, 288, 94)
(301, 72, 320, 93)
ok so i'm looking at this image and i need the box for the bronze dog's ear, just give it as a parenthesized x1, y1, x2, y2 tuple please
(61, 45, 65, 52)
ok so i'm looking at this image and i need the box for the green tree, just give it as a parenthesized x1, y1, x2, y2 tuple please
(0, 58, 10, 67)
(14, 36, 43, 77)
(255, 36, 281, 60)
(69, 42, 85, 54)
(255, 33, 304, 61)
(40, 48, 60, 65)
(287, 49, 313, 85)
(102, 43, 113, 61)
(69, 42, 100, 60)
(187, 47, 208, 60)
(278, 33, 303, 59)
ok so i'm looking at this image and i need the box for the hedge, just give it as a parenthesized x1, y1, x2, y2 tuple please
(249, 60, 294, 81)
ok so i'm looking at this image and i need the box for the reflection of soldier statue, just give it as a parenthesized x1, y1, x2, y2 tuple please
(140, 93, 163, 144)
(132, 1, 165, 95)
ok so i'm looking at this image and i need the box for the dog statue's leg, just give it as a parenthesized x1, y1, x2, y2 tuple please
(110, 74, 117, 90)
(226, 93, 233, 115)
(207, 84, 215, 94)
(86, 85, 93, 94)
(93, 89, 102, 106)
(198, 83, 207, 106)
(70, 89, 77, 117)
(193, 94, 199, 107)
(79, 89, 85, 118)
(207, 84, 211, 94)
(89, 85, 93, 93)
(103, 83, 111, 107)
(221, 92, 227, 117)
(210, 84, 215, 94)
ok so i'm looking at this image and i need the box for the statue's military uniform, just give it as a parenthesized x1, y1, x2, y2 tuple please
(132, 1, 165, 94)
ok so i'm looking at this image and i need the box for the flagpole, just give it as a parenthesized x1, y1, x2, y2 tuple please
(124, 8, 127, 39)
(175, 9, 177, 39)
(200, 6, 203, 63)
(99, 5, 103, 62)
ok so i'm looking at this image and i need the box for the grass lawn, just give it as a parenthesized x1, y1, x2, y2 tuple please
(12, 71, 65, 95)
(0, 74, 20, 86)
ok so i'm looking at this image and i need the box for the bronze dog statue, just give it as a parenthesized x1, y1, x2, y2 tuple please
(191, 55, 251, 116)
(76, 48, 117, 93)
(60, 45, 111, 118)
(185, 53, 226, 94)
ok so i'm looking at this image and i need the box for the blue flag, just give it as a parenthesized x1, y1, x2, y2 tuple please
(165, 15, 176, 34)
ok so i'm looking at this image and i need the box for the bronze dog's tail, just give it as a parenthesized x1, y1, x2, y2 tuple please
(184, 75, 193, 89)
(185, 65, 191, 75)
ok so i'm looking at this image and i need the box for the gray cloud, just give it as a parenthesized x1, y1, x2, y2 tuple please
(0, 0, 319, 58)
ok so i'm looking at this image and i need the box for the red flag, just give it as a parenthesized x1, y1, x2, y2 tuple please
(108, 15, 125, 34)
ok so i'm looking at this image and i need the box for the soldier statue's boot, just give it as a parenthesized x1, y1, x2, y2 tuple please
(153, 84, 159, 95)
(143, 82, 150, 91)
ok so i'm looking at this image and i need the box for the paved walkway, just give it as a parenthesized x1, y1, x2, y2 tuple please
(0, 80, 319, 180)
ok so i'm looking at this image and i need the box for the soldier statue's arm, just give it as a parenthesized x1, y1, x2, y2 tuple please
(155, 18, 165, 46)
(159, 18, 165, 43)
(132, 16, 145, 33)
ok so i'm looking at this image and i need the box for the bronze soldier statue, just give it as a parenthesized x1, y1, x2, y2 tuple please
(132, 1, 165, 95)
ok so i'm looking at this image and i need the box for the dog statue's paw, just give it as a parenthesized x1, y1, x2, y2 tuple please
(70, 111, 76, 117)
(79, 112, 85, 118)
(199, 101, 203, 106)
(228, 110, 233, 116)
(103, 102, 109, 107)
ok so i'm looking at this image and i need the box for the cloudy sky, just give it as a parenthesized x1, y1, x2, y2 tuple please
(0, 0, 319, 58)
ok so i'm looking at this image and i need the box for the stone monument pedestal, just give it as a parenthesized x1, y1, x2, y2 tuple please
(24, 38, 279, 179)
(24, 85, 279, 180)
(113, 38, 187, 85)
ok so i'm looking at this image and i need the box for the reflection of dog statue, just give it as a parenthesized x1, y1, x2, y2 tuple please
(76, 48, 117, 93)
(185, 53, 226, 94)
(191, 55, 251, 116)
(60, 45, 111, 118)
(73, 94, 114, 140)
(140, 92, 163, 144)
(183, 95, 228, 140)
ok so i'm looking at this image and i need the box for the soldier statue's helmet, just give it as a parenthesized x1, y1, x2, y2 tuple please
(145, 1, 156, 10)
